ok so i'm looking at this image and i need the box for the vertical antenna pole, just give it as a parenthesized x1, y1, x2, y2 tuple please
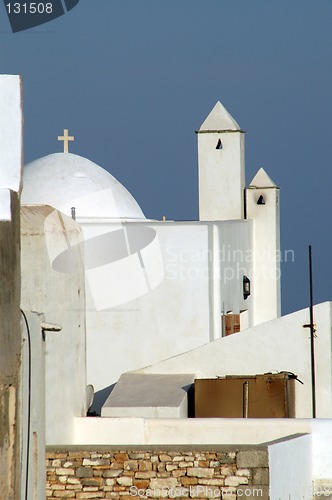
(309, 245, 316, 418)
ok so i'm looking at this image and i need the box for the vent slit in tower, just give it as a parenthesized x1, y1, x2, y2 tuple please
(216, 139, 223, 150)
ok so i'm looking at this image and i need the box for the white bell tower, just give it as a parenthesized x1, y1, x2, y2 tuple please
(197, 101, 245, 221)
(246, 167, 281, 324)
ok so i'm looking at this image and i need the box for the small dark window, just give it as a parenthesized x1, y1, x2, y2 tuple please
(243, 276, 251, 300)
(257, 195, 265, 205)
(216, 139, 223, 150)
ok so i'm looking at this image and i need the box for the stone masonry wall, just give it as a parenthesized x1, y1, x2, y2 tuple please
(46, 448, 269, 500)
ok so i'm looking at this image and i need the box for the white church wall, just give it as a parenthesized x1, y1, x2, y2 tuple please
(81, 218, 254, 404)
(20, 205, 87, 445)
(218, 220, 254, 326)
(0, 75, 23, 193)
(136, 302, 332, 418)
(83, 221, 212, 395)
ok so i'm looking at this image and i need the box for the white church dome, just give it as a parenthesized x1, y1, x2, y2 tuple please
(22, 152, 145, 220)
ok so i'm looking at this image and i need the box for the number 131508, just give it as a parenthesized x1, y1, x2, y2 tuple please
(6, 3, 53, 14)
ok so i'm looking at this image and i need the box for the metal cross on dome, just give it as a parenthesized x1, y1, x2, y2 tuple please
(58, 129, 74, 153)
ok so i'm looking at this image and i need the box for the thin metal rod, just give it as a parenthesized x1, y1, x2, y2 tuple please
(243, 381, 249, 418)
(309, 245, 316, 418)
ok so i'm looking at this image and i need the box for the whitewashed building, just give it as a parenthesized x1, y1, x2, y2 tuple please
(21, 101, 281, 414)
(0, 74, 331, 499)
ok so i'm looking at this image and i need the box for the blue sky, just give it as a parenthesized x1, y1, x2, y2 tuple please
(1, 0, 332, 314)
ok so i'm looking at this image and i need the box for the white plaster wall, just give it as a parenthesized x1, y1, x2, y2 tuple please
(73, 416, 312, 446)
(218, 220, 254, 324)
(84, 221, 212, 392)
(144, 419, 312, 447)
(137, 302, 332, 418)
(20, 311, 46, 500)
(247, 186, 281, 324)
(0, 75, 23, 193)
(0, 76, 23, 500)
(314, 303, 332, 417)
(198, 132, 245, 221)
(82, 218, 254, 395)
(20, 205, 87, 445)
(74, 417, 146, 445)
(0, 188, 12, 220)
(312, 419, 332, 480)
(268, 434, 312, 500)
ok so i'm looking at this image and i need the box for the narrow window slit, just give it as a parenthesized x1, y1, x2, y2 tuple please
(216, 139, 223, 150)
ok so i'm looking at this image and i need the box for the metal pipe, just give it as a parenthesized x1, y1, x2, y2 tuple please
(309, 245, 316, 418)
(243, 381, 249, 418)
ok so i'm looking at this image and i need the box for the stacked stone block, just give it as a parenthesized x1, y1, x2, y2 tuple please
(46, 449, 269, 500)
